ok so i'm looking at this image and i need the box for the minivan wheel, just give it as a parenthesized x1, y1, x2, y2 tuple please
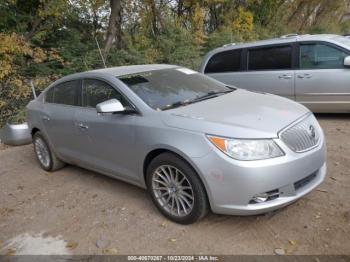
(33, 132, 65, 171)
(146, 153, 209, 224)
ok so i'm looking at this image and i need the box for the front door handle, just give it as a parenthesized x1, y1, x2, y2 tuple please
(298, 74, 312, 79)
(78, 123, 89, 130)
(42, 116, 50, 121)
(278, 74, 292, 79)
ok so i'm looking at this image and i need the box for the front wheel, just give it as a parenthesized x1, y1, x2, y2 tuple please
(146, 153, 209, 224)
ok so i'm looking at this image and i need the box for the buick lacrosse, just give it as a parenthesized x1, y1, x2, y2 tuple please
(27, 64, 326, 224)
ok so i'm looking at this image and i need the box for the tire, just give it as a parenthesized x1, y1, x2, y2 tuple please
(33, 131, 65, 171)
(146, 153, 209, 224)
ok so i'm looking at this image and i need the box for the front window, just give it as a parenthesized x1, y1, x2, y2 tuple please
(82, 79, 129, 108)
(117, 68, 233, 111)
(300, 43, 348, 69)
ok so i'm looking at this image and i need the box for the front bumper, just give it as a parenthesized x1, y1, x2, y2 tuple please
(191, 135, 327, 216)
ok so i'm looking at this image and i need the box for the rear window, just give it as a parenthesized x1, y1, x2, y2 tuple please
(248, 46, 292, 70)
(46, 80, 81, 106)
(205, 49, 242, 73)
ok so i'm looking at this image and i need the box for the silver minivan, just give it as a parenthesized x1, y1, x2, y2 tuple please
(199, 34, 350, 113)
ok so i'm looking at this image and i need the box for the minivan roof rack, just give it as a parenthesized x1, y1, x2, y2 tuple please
(222, 43, 236, 47)
(280, 33, 299, 38)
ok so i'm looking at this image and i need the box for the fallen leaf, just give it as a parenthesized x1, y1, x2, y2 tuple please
(169, 238, 177, 242)
(288, 240, 297, 246)
(66, 242, 78, 249)
(160, 222, 167, 227)
(330, 177, 337, 181)
(274, 248, 285, 255)
(6, 248, 16, 256)
(102, 248, 118, 254)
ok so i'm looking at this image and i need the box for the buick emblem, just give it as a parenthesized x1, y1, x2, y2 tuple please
(308, 125, 316, 139)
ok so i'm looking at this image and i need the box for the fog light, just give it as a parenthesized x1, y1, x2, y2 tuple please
(251, 193, 269, 203)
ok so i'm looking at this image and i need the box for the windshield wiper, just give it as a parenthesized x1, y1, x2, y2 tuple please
(162, 89, 234, 111)
(190, 89, 234, 103)
(162, 101, 188, 110)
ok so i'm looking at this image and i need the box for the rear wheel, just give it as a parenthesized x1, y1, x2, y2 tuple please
(33, 131, 65, 171)
(146, 153, 209, 224)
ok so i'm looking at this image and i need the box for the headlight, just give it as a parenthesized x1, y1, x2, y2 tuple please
(207, 135, 284, 161)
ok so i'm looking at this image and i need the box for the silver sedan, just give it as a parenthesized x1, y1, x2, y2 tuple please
(26, 64, 326, 224)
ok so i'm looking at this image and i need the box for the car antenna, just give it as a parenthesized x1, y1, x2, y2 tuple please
(95, 37, 107, 68)
(30, 80, 37, 99)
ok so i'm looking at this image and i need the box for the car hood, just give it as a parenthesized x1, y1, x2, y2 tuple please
(161, 89, 309, 138)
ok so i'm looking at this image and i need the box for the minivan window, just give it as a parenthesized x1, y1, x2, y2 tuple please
(248, 46, 292, 70)
(300, 43, 348, 69)
(205, 49, 242, 73)
(47, 80, 81, 106)
(82, 79, 129, 108)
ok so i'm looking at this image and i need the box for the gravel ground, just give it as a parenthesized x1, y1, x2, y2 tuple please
(0, 114, 349, 255)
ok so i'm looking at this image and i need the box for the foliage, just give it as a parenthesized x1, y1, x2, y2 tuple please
(1, 0, 350, 126)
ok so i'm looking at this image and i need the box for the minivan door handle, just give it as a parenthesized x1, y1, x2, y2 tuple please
(278, 74, 292, 80)
(78, 123, 89, 130)
(298, 74, 312, 79)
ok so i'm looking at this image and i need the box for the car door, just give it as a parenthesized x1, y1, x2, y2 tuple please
(74, 78, 138, 181)
(238, 45, 295, 100)
(41, 80, 83, 160)
(296, 41, 350, 112)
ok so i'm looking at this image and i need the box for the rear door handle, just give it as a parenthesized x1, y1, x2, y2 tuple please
(78, 123, 89, 130)
(42, 116, 50, 121)
(278, 74, 292, 79)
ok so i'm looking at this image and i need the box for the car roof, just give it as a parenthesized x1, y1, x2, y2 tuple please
(199, 34, 348, 72)
(87, 64, 178, 76)
(55, 64, 179, 84)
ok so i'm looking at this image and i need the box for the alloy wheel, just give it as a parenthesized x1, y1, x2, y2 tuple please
(151, 165, 194, 217)
(34, 137, 51, 168)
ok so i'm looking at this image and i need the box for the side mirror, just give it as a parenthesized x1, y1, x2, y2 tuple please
(96, 99, 125, 113)
(344, 56, 350, 67)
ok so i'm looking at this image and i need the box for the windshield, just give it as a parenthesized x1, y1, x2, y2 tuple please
(334, 36, 350, 49)
(117, 68, 233, 110)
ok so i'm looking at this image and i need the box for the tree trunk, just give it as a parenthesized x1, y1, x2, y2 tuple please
(25, 17, 42, 41)
(104, 0, 122, 58)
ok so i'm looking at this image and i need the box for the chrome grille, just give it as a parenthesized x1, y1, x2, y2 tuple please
(280, 114, 320, 153)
